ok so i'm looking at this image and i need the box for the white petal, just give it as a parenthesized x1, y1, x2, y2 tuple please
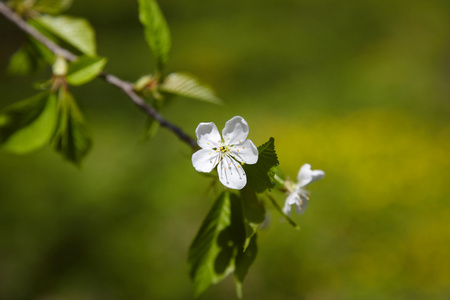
(195, 122, 221, 148)
(222, 116, 249, 145)
(295, 198, 309, 215)
(297, 163, 325, 187)
(230, 139, 258, 164)
(192, 149, 219, 173)
(295, 189, 309, 214)
(310, 169, 325, 183)
(217, 155, 247, 190)
(297, 164, 313, 187)
(282, 192, 300, 216)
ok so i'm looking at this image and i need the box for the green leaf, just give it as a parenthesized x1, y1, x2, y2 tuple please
(240, 186, 265, 249)
(29, 37, 56, 65)
(0, 92, 57, 154)
(52, 89, 92, 166)
(140, 100, 163, 142)
(66, 56, 107, 86)
(34, 15, 97, 56)
(138, 0, 171, 70)
(7, 46, 36, 76)
(234, 234, 258, 298)
(7, 38, 54, 76)
(188, 192, 246, 297)
(244, 137, 279, 193)
(32, 0, 73, 14)
(160, 72, 223, 105)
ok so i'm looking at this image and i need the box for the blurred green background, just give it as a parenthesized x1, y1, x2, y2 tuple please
(1, 0, 450, 299)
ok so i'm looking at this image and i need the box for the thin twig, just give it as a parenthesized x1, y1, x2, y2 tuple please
(0, 1, 197, 149)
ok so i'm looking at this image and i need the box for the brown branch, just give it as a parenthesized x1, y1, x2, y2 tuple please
(0, 1, 197, 149)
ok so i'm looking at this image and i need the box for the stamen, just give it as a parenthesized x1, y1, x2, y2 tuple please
(243, 146, 245, 149)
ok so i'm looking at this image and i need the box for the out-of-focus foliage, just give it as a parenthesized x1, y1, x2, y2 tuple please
(160, 72, 223, 105)
(1, 0, 449, 299)
(66, 56, 107, 86)
(34, 15, 97, 55)
(138, 0, 171, 71)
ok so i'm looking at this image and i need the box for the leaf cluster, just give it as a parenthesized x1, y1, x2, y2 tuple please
(2, 0, 106, 165)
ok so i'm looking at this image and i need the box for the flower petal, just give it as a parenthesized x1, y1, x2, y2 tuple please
(295, 199, 308, 215)
(230, 139, 258, 164)
(297, 164, 313, 187)
(192, 149, 219, 173)
(217, 155, 247, 190)
(297, 163, 325, 187)
(295, 189, 309, 214)
(222, 116, 249, 145)
(195, 122, 221, 148)
(282, 192, 300, 216)
(310, 169, 325, 183)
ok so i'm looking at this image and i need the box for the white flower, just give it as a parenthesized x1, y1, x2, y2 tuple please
(282, 163, 325, 216)
(192, 116, 259, 190)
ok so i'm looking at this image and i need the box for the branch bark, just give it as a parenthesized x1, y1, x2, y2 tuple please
(0, 1, 198, 149)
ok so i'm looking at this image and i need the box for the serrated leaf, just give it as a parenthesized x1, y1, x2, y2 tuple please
(66, 56, 107, 86)
(234, 234, 257, 298)
(160, 72, 222, 105)
(34, 15, 97, 55)
(0, 92, 57, 154)
(188, 191, 233, 297)
(188, 192, 246, 298)
(244, 137, 279, 193)
(138, 0, 171, 70)
(33, 0, 73, 14)
(52, 89, 92, 166)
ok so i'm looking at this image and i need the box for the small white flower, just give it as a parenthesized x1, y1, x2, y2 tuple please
(192, 116, 259, 190)
(283, 163, 325, 216)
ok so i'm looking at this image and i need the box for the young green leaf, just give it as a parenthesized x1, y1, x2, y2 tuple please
(138, 0, 171, 70)
(7, 37, 55, 76)
(29, 37, 56, 65)
(52, 89, 92, 166)
(0, 92, 57, 154)
(188, 192, 246, 298)
(32, 0, 73, 15)
(234, 234, 258, 298)
(7, 46, 36, 76)
(244, 137, 279, 193)
(66, 56, 107, 86)
(160, 72, 223, 105)
(34, 15, 97, 56)
(140, 100, 163, 142)
(188, 191, 234, 297)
